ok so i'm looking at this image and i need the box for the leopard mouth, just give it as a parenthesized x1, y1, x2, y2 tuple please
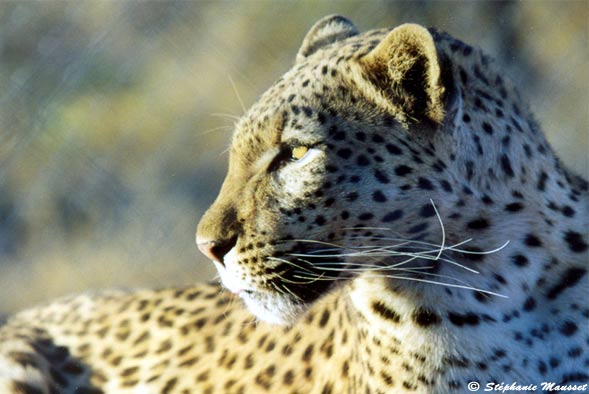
(267, 254, 345, 304)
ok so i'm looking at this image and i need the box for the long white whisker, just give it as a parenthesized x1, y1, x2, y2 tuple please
(198, 125, 233, 136)
(446, 240, 511, 255)
(430, 198, 446, 262)
(394, 268, 485, 288)
(289, 242, 480, 274)
(278, 281, 303, 301)
(374, 274, 508, 298)
(227, 74, 247, 114)
(210, 112, 241, 121)
(268, 256, 316, 275)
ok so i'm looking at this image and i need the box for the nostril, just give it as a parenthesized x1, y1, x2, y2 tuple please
(197, 235, 238, 266)
(210, 235, 238, 263)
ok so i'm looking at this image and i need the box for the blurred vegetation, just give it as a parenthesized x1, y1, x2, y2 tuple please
(0, 1, 587, 313)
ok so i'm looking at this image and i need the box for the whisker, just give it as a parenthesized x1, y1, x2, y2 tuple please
(267, 256, 317, 275)
(430, 198, 446, 262)
(394, 268, 485, 289)
(292, 273, 340, 282)
(289, 242, 480, 274)
(373, 273, 508, 298)
(210, 112, 241, 122)
(277, 272, 327, 285)
(277, 282, 303, 301)
(446, 240, 511, 255)
(227, 74, 247, 114)
(198, 125, 233, 136)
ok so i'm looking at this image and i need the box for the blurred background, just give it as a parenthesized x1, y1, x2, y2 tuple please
(0, 1, 587, 313)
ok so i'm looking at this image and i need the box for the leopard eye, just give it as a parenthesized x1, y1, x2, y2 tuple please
(291, 146, 309, 160)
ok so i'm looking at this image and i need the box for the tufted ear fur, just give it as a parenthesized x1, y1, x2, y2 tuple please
(360, 24, 448, 124)
(297, 15, 358, 62)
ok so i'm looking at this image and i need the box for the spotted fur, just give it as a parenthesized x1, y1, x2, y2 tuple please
(1, 16, 588, 394)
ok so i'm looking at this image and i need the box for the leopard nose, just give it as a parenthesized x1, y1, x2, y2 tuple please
(196, 236, 238, 267)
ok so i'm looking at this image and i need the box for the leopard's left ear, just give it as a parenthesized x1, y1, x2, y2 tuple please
(297, 15, 358, 62)
(360, 24, 449, 124)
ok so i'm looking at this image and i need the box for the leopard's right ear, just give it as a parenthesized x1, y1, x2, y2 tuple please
(296, 15, 358, 62)
(359, 24, 453, 125)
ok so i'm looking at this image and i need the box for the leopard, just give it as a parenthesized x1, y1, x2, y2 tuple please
(1, 15, 588, 394)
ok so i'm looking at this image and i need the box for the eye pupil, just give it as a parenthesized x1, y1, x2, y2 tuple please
(291, 146, 309, 160)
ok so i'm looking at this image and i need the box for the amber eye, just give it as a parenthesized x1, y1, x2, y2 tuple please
(291, 146, 309, 160)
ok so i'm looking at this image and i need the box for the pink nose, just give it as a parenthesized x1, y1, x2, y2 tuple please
(196, 236, 237, 266)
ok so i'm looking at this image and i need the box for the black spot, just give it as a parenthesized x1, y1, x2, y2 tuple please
(337, 149, 352, 159)
(561, 372, 589, 384)
(372, 191, 387, 203)
(512, 254, 529, 267)
(500, 154, 515, 177)
(371, 301, 400, 323)
(512, 190, 524, 199)
(432, 160, 447, 173)
(559, 321, 578, 337)
(522, 297, 536, 312)
(440, 180, 453, 193)
(561, 206, 575, 217)
(459, 246, 485, 262)
(494, 274, 507, 284)
(382, 210, 403, 223)
(538, 360, 547, 375)
(355, 132, 366, 141)
(447, 312, 480, 327)
(546, 267, 587, 300)
(358, 213, 374, 221)
(374, 169, 390, 184)
(356, 155, 370, 166)
(419, 204, 436, 218)
(317, 112, 326, 124)
(385, 143, 403, 155)
(563, 231, 588, 253)
(417, 177, 435, 190)
(283, 370, 294, 385)
(482, 122, 494, 135)
(505, 202, 523, 212)
(333, 131, 346, 141)
(372, 134, 385, 143)
(465, 160, 474, 180)
(407, 223, 428, 234)
(395, 165, 413, 176)
(537, 171, 548, 191)
(315, 216, 326, 226)
(524, 234, 543, 247)
(412, 308, 441, 327)
(467, 218, 489, 230)
(567, 347, 582, 358)
(318, 310, 330, 328)
(549, 357, 561, 368)
(481, 195, 494, 205)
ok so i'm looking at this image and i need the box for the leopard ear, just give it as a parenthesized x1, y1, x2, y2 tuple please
(297, 15, 358, 62)
(360, 24, 447, 124)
